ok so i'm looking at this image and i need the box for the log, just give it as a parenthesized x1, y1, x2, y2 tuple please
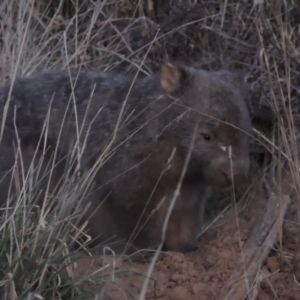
(219, 192, 290, 300)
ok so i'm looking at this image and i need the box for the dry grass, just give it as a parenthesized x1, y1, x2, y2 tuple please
(0, 0, 299, 299)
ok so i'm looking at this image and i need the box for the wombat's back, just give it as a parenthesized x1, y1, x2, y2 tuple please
(0, 69, 136, 142)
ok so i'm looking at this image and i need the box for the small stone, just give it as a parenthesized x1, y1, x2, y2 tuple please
(171, 253, 185, 264)
(169, 286, 189, 300)
(266, 256, 280, 273)
(170, 273, 184, 283)
(191, 282, 205, 294)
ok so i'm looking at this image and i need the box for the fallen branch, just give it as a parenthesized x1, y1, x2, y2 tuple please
(219, 192, 291, 300)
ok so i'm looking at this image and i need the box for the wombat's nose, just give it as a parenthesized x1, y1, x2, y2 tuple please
(222, 169, 248, 186)
(227, 158, 250, 184)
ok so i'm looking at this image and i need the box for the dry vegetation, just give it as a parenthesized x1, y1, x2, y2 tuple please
(0, 0, 300, 299)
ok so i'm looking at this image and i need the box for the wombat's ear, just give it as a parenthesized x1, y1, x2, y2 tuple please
(160, 63, 190, 93)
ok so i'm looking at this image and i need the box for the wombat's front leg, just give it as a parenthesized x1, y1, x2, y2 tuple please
(163, 200, 205, 252)
(164, 215, 198, 252)
(162, 180, 209, 252)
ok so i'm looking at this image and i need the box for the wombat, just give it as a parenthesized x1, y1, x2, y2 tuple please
(0, 63, 251, 255)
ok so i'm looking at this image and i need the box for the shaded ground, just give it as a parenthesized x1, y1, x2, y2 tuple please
(70, 191, 300, 300)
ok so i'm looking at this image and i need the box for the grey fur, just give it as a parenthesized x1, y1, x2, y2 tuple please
(0, 63, 251, 255)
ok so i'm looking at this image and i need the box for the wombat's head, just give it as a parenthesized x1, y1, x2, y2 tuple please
(159, 63, 251, 189)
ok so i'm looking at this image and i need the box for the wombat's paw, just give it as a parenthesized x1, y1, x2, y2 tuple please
(125, 248, 163, 263)
(163, 240, 198, 253)
(180, 241, 198, 253)
(168, 241, 198, 253)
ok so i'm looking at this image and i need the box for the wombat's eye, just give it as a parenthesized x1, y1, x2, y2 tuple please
(201, 133, 211, 141)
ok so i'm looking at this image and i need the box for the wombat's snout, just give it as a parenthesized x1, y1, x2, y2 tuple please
(207, 154, 250, 189)
(221, 156, 250, 186)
